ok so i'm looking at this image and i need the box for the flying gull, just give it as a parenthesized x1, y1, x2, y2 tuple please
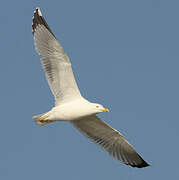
(32, 8, 149, 168)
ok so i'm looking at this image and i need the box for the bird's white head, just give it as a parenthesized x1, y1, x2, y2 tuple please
(91, 103, 109, 114)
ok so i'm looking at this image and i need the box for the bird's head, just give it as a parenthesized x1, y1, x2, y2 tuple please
(91, 103, 109, 114)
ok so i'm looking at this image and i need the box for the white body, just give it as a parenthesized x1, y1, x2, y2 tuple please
(44, 98, 102, 121)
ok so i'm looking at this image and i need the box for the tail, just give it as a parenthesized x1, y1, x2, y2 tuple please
(32, 112, 53, 126)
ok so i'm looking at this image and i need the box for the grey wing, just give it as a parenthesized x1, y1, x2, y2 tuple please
(32, 8, 81, 105)
(71, 115, 149, 168)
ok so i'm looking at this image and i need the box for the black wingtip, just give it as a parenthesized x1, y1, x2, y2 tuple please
(129, 159, 150, 168)
(32, 8, 42, 34)
(133, 161, 150, 168)
(32, 8, 56, 37)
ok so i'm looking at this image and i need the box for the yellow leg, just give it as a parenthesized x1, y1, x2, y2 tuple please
(39, 115, 49, 123)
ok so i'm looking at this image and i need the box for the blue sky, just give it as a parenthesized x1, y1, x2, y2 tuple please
(0, 0, 178, 179)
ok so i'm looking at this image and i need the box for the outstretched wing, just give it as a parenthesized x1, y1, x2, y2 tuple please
(71, 115, 149, 168)
(32, 8, 81, 105)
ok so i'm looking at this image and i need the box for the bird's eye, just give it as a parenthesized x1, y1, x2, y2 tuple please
(96, 105, 99, 108)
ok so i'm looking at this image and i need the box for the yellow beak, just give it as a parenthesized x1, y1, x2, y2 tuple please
(101, 108, 109, 112)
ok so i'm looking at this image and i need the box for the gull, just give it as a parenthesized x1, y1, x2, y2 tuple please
(32, 8, 149, 168)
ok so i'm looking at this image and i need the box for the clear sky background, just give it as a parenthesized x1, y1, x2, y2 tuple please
(0, 0, 178, 179)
